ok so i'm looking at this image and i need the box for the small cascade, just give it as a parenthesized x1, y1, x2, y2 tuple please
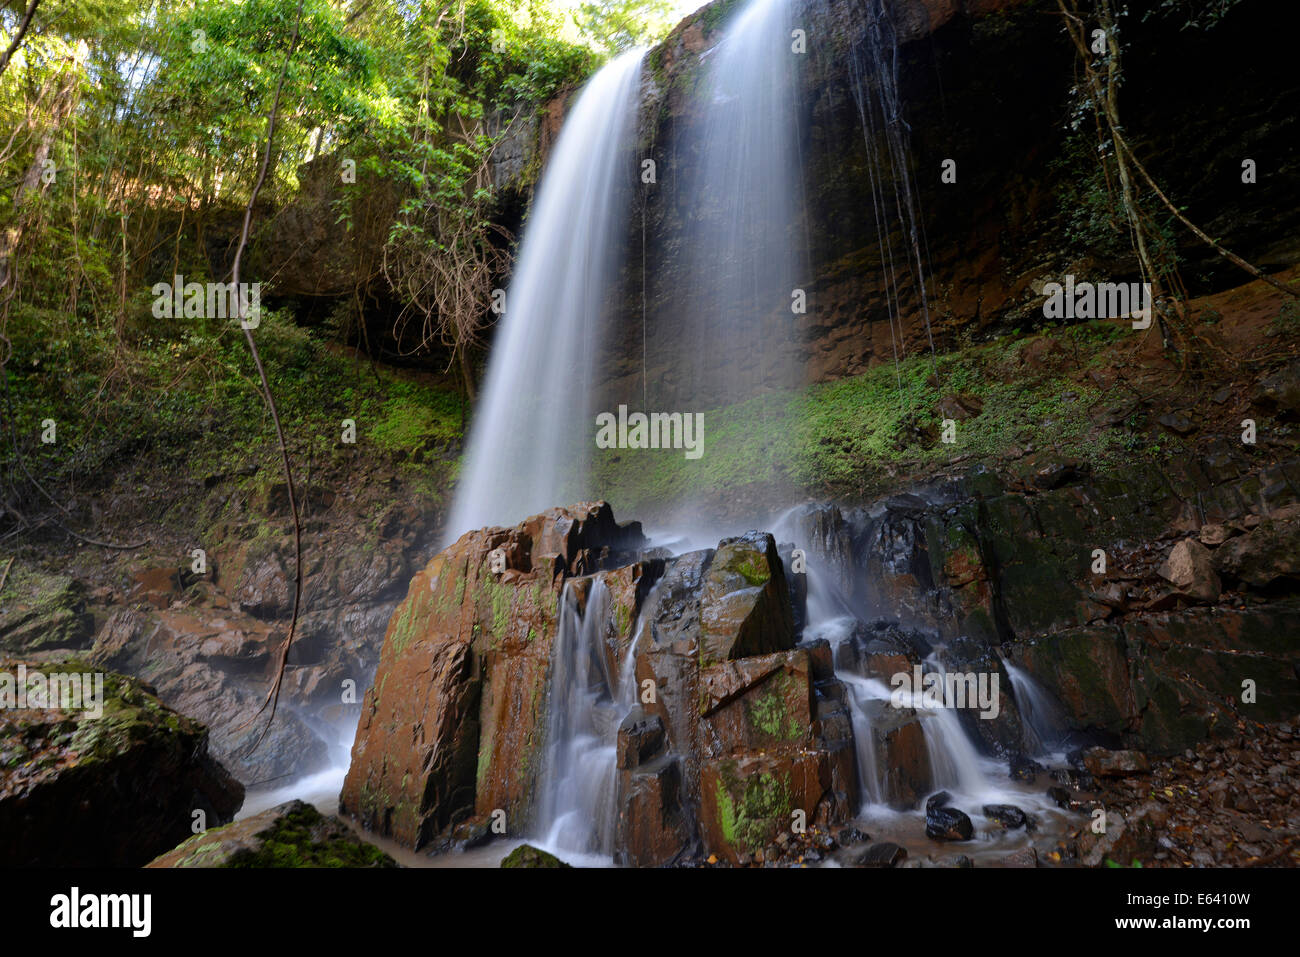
(533, 580, 622, 857)
(910, 655, 993, 798)
(839, 671, 890, 808)
(800, 612, 885, 807)
(778, 506, 1004, 812)
(1005, 660, 1068, 758)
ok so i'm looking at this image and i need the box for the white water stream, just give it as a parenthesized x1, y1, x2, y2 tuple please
(445, 50, 645, 540)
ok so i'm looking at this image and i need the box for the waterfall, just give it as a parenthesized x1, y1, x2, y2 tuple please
(1005, 660, 1067, 757)
(645, 0, 806, 415)
(534, 580, 623, 856)
(445, 50, 645, 541)
(838, 671, 888, 807)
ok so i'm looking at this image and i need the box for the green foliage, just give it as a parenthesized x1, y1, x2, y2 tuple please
(1050, 130, 1179, 281)
(592, 327, 1165, 515)
(1142, 0, 1246, 31)
(574, 0, 679, 54)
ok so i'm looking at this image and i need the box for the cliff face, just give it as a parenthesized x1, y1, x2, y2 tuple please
(582, 0, 1299, 403)
(258, 0, 1298, 387)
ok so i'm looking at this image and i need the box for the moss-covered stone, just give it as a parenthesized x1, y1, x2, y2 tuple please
(149, 800, 397, 868)
(500, 843, 571, 868)
(1, 657, 243, 866)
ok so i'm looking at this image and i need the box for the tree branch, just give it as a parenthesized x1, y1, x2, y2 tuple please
(228, 0, 308, 752)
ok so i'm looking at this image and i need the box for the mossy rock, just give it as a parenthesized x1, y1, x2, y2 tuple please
(149, 800, 398, 868)
(500, 843, 571, 868)
(0, 567, 94, 653)
(1, 657, 244, 866)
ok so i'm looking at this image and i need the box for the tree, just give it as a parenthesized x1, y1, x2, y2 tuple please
(574, 0, 678, 54)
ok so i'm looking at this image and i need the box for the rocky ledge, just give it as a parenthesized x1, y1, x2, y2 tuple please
(0, 659, 244, 866)
(340, 502, 857, 865)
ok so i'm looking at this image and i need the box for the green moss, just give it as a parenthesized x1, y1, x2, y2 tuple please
(747, 673, 802, 741)
(591, 326, 1160, 515)
(226, 803, 398, 868)
(714, 762, 794, 853)
(500, 844, 570, 868)
(476, 734, 492, 789)
(490, 580, 513, 642)
(734, 554, 769, 587)
(389, 599, 419, 656)
(716, 779, 738, 845)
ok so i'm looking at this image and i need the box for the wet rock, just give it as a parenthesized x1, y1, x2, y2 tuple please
(1010, 754, 1044, 783)
(938, 392, 983, 421)
(1050, 767, 1098, 791)
(234, 550, 292, 619)
(835, 826, 870, 846)
(1012, 627, 1135, 740)
(1156, 411, 1195, 436)
(1213, 518, 1300, 588)
(616, 707, 665, 769)
(0, 660, 243, 866)
(698, 531, 795, 667)
(617, 756, 690, 867)
(1253, 359, 1300, 420)
(450, 815, 493, 851)
(1157, 539, 1221, 602)
(935, 854, 975, 868)
(0, 569, 94, 653)
(855, 842, 907, 867)
(342, 504, 636, 849)
(500, 844, 571, 868)
(864, 702, 934, 809)
(148, 800, 396, 867)
(1198, 523, 1236, 546)
(1028, 454, 1085, 491)
(128, 565, 182, 609)
(925, 790, 953, 812)
(89, 606, 333, 784)
(1082, 747, 1152, 778)
(1047, 786, 1074, 809)
(925, 794, 974, 841)
(983, 804, 1030, 829)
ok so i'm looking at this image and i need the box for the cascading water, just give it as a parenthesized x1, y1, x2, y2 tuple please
(641, 0, 806, 417)
(774, 506, 1006, 813)
(533, 580, 624, 857)
(913, 656, 996, 798)
(1004, 660, 1068, 757)
(445, 50, 645, 541)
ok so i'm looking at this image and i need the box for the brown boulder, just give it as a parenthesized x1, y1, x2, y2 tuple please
(698, 532, 795, 668)
(1157, 539, 1221, 602)
(1081, 747, 1152, 777)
